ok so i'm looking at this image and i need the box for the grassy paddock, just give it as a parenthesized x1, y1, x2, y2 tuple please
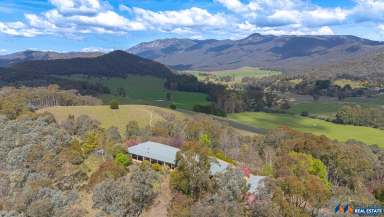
(57, 74, 210, 110)
(186, 67, 281, 84)
(288, 94, 384, 117)
(39, 105, 187, 133)
(229, 112, 384, 147)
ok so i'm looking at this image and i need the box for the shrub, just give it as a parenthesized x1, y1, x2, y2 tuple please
(115, 152, 132, 167)
(110, 100, 119, 110)
(213, 150, 236, 164)
(88, 160, 127, 188)
(193, 104, 226, 117)
(301, 111, 309, 117)
(374, 184, 384, 202)
(151, 163, 163, 172)
(169, 103, 177, 110)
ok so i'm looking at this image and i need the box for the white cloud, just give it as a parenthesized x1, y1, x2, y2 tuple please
(69, 11, 145, 30)
(237, 21, 256, 31)
(256, 25, 334, 36)
(0, 0, 383, 40)
(0, 49, 8, 54)
(131, 7, 227, 28)
(312, 26, 335, 35)
(215, 0, 250, 13)
(49, 0, 102, 15)
(81, 47, 113, 52)
(0, 21, 42, 37)
(216, 0, 349, 27)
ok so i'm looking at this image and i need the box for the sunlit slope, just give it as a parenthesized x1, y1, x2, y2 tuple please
(229, 112, 384, 146)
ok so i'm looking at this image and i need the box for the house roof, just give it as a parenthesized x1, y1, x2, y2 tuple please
(128, 141, 265, 193)
(128, 141, 180, 165)
(247, 175, 266, 193)
(210, 159, 230, 175)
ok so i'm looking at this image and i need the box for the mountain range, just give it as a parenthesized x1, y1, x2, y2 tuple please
(1, 33, 384, 76)
(127, 33, 384, 73)
(0, 50, 102, 67)
(0, 50, 173, 82)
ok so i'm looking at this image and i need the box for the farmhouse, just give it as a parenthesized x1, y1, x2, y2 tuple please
(128, 141, 179, 169)
(127, 141, 265, 193)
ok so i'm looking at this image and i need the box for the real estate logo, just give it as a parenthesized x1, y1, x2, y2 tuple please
(335, 203, 383, 216)
(335, 203, 353, 214)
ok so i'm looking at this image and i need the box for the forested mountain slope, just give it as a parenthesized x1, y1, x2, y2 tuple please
(128, 33, 384, 74)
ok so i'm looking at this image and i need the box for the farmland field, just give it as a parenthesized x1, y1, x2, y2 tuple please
(39, 105, 188, 133)
(229, 112, 384, 146)
(288, 95, 384, 117)
(186, 67, 281, 84)
(38, 105, 260, 137)
(57, 74, 210, 110)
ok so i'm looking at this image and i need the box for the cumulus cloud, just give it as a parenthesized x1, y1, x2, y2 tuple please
(49, 0, 103, 15)
(130, 7, 227, 28)
(0, 21, 42, 37)
(0, 0, 383, 40)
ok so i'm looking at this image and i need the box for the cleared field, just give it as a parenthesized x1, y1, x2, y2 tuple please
(288, 94, 384, 117)
(39, 105, 187, 133)
(333, 79, 367, 89)
(229, 112, 384, 147)
(38, 105, 260, 137)
(187, 67, 281, 84)
(288, 102, 344, 117)
(58, 74, 210, 110)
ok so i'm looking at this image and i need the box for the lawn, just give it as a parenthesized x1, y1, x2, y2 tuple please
(39, 105, 188, 134)
(57, 74, 210, 110)
(229, 112, 384, 147)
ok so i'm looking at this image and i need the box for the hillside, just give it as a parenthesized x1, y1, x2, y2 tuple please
(0, 50, 173, 82)
(38, 105, 187, 133)
(229, 112, 384, 147)
(0, 50, 102, 67)
(128, 33, 384, 73)
(56, 74, 210, 110)
(38, 105, 259, 137)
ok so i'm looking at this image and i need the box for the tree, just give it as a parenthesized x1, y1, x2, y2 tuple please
(166, 92, 172, 101)
(105, 127, 122, 144)
(374, 184, 384, 202)
(117, 87, 126, 97)
(115, 152, 132, 167)
(110, 100, 119, 110)
(170, 103, 177, 110)
(171, 149, 213, 200)
(273, 152, 331, 216)
(125, 121, 140, 139)
(92, 166, 159, 217)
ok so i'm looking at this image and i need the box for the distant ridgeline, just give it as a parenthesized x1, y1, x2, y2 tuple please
(0, 50, 219, 99)
(0, 50, 173, 81)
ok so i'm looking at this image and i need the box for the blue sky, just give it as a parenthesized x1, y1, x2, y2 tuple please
(0, 0, 384, 53)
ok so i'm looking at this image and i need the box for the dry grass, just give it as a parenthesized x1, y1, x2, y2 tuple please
(38, 105, 187, 133)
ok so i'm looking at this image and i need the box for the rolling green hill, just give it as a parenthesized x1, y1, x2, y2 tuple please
(288, 95, 384, 117)
(38, 105, 259, 137)
(229, 112, 384, 147)
(57, 74, 210, 110)
(38, 105, 187, 133)
(186, 67, 281, 85)
(0, 50, 173, 81)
